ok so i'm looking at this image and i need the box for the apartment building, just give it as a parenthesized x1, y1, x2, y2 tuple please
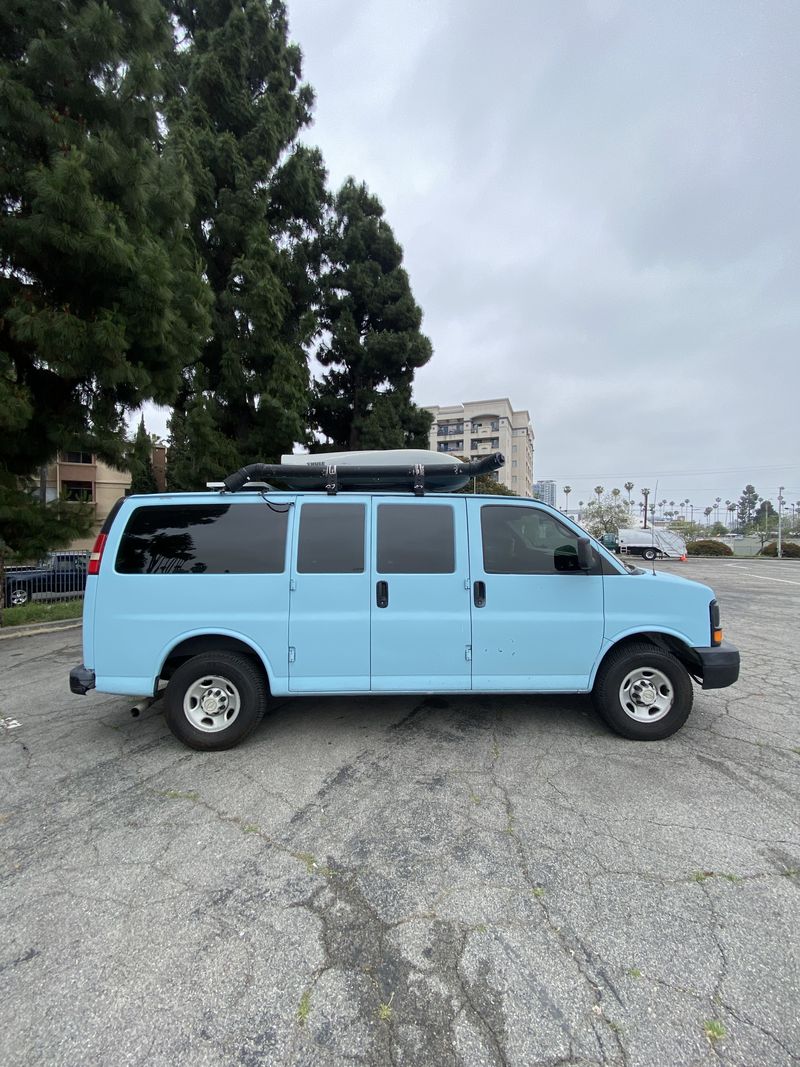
(533, 480, 557, 507)
(425, 399, 534, 496)
(44, 446, 167, 548)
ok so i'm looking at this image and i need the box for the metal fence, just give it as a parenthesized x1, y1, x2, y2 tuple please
(2, 550, 89, 612)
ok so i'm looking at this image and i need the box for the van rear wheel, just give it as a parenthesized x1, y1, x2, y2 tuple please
(593, 643, 693, 740)
(165, 651, 267, 751)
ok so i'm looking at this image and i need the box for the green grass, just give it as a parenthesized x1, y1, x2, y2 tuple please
(1, 599, 83, 627)
(296, 989, 312, 1026)
(158, 789, 199, 802)
(703, 1019, 726, 1042)
(377, 1001, 393, 1022)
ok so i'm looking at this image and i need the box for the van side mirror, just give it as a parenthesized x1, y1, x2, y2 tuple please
(577, 537, 595, 571)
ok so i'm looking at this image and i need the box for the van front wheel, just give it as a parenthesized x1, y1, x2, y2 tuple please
(165, 652, 267, 750)
(593, 643, 693, 740)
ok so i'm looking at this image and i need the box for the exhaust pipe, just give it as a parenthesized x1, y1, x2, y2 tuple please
(130, 698, 155, 718)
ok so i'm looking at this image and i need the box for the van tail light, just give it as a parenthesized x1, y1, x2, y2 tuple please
(88, 532, 107, 575)
(710, 599, 723, 646)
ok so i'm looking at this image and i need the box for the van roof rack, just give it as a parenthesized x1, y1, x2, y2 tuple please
(220, 452, 505, 496)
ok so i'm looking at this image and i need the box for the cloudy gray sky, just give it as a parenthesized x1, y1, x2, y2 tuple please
(286, 0, 799, 514)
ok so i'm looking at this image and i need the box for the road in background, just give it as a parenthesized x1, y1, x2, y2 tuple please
(1, 560, 798, 1065)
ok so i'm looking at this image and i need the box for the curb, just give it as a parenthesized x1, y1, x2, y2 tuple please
(0, 619, 81, 640)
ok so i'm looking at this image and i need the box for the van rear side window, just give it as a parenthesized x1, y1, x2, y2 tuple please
(115, 504, 288, 575)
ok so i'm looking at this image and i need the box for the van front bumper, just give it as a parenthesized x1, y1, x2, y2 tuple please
(693, 642, 740, 690)
(70, 664, 96, 695)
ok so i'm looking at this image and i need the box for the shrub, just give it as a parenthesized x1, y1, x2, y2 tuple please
(759, 541, 800, 558)
(686, 540, 733, 557)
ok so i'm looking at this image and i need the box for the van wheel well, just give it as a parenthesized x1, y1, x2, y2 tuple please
(160, 636, 269, 688)
(601, 633, 700, 678)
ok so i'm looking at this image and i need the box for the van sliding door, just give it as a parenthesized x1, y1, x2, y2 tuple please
(370, 498, 471, 692)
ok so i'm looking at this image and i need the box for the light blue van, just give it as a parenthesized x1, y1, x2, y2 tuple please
(70, 453, 739, 750)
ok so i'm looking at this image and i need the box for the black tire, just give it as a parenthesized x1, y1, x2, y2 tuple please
(165, 651, 268, 751)
(8, 584, 31, 607)
(592, 642, 693, 740)
(641, 547, 657, 561)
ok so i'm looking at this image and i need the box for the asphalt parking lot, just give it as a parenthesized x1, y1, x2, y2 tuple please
(1, 559, 798, 1066)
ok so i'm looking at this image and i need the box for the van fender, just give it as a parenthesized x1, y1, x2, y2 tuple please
(155, 628, 280, 696)
(589, 627, 696, 689)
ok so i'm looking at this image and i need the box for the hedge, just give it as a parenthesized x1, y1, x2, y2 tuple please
(686, 540, 734, 557)
(759, 541, 800, 558)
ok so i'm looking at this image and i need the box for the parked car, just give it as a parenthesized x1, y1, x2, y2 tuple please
(70, 451, 739, 750)
(5, 551, 89, 607)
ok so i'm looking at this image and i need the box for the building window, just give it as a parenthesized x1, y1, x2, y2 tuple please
(61, 451, 93, 464)
(63, 481, 93, 502)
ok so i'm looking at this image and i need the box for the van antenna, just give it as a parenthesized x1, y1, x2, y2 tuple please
(650, 480, 658, 575)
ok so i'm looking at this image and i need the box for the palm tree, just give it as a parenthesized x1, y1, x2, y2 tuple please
(578, 501, 584, 520)
(611, 488, 621, 501)
(594, 485, 604, 502)
(704, 506, 713, 526)
(563, 485, 572, 512)
(714, 496, 721, 523)
(641, 487, 651, 528)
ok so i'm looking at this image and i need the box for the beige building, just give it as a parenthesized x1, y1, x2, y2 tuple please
(44, 447, 167, 548)
(425, 399, 535, 497)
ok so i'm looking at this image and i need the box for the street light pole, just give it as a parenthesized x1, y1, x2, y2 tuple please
(778, 487, 784, 559)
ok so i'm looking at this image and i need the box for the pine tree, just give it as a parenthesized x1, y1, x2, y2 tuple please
(0, 0, 210, 554)
(127, 417, 158, 494)
(736, 485, 760, 529)
(0, 0, 211, 468)
(165, 0, 327, 488)
(312, 179, 433, 451)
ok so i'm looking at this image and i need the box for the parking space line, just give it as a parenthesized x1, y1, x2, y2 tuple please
(724, 569, 800, 586)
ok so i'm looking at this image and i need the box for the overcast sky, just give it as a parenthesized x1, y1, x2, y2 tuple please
(283, 0, 799, 513)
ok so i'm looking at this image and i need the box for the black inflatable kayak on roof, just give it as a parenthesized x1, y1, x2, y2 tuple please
(222, 452, 505, 495)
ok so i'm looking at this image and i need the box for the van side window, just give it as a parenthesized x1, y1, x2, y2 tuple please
(297, 504, 365, 573)
(377, 504, 455, 574)
(481, 506, 586, 575)
(116, 504, 288, 575)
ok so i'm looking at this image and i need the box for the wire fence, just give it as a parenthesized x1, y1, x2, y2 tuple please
(2, 551, 89, 616)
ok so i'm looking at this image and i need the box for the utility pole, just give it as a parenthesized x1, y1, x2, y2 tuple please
(778, 487, 784, 559)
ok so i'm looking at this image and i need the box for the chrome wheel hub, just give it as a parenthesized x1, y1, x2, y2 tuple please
(184, 675, 241, 733)
(619, 667, 674, 723)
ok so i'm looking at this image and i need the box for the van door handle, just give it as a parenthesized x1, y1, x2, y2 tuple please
(376, 580, 389, 608)
(474, 580, 486, 608)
